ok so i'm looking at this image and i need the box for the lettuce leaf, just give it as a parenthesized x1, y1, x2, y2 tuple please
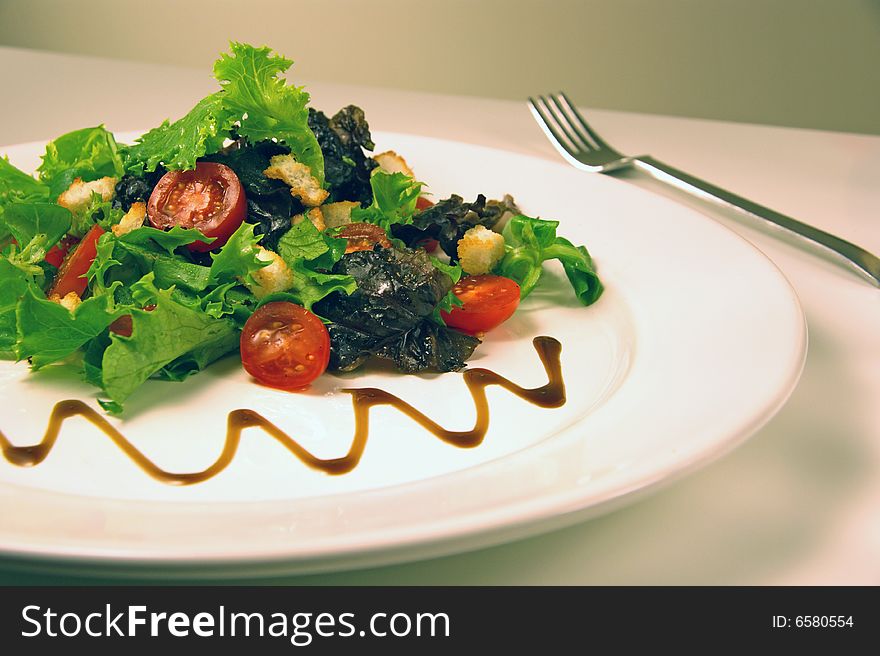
(15, 284, 126, 369)
(214, 42, 324, 184)
(498, 215, 603, 305)
(275, 219, 354, 311)
(115, 225, 213, 255)
(429, 257, 463, 324)
(37, 126, 124, 196)
(3, 202, 71, 253)
(0, 157, 50, 239)
(122, 93, 234, 174)
(352, 171, 423, 231)
(1, 202, 72, 280)
(208, 221, 268, 286)
(0, 258, 30, 355)
(277, 218, 346, 268)
(96, 274, 239, 407)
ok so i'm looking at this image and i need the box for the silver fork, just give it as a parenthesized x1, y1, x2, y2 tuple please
(529, 92, 880, 287)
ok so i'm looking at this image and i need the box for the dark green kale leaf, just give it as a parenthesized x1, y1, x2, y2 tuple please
(392, 194, 519, 261)
(308, 106, 377, 206)
(313, 246, 480, 373)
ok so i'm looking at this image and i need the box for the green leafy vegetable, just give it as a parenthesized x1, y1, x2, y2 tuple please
(0, 157, 50, 228)
(277, 219, 345, 268)
(1, 202, 72, 279)
(122, 94, 233, 174)
(275, 219, 355, 310)
(37, 126, 124, 196)
(87, 230, 210, 296)
(429, 257, 463, 324)
(208, 221, 268, 286)
(0, 258, 30, 355)
(96, 274, 239, 408)
(117, 225, 213, 255)
(214, 42, 324, 184)
(352, 171, 423, 231)
(498, 215, 603, 305)
(2, 202, 71, 253)
(15, 284, 126, 369)
(61, 191, 124, 238)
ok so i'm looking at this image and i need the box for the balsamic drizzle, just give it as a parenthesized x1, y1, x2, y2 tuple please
(0, 337, 565, 486)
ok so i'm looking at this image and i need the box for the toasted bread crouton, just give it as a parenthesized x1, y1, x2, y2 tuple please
(373, 150, 415, 178)
(49, 291, 82, 313)
(320, 201, 359, 229)
(57, 176, 117, 213)
(247, 247, 294, 300)
(263, 154, 328, 207)
(292, 207, 326, 232)
(457, 225, 506, 275)
(111, 202, 146, 237)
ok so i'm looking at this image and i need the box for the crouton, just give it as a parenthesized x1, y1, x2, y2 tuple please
(263, 154, 328, 207)
(291, 207, 326, 232)
(57, 177, 116, 213)
(247, 247, 294, 300)
(457, 225, 506, 275)
(373, 151, 415, 178)
(49, 291, 82, 313)
(111, 202, 146, 237)
(321, 201, 359, 229)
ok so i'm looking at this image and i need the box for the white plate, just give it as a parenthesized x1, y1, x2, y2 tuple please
(0, 132, 806, 576)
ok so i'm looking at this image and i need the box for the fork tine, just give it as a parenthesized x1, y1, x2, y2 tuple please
(528, 96, 580, 159)
(556, 92, 612, 150)
(548, 94, 600, 152)
(539, 94, 596, 153)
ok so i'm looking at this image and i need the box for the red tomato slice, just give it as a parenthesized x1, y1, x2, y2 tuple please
(48, 224, 104, 299)
(240, 302, 330, 390)
(440, 274, 521, 335)
(147, 162, 246, 252)
(415, 196, 434, 211)
(45, 235, 79, 268)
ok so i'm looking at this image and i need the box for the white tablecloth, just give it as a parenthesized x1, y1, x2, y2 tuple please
(1, 47, 877, 584)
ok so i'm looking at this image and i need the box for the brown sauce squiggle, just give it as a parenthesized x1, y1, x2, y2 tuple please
(0, 336, 564, 486)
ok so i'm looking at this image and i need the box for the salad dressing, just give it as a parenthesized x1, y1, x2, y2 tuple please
(0, 336, 565, 486)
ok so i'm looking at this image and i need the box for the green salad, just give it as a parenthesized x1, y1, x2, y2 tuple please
(0, 42, 603, 414)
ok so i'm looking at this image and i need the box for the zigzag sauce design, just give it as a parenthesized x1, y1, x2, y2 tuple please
(0, 337, 564, 486)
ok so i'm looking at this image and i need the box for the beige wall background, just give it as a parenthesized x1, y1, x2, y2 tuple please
(0, 0, 877, 135)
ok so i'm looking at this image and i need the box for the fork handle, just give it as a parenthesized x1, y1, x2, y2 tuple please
(633, 155, 880, 286)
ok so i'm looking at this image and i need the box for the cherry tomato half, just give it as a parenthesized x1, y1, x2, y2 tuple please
(48, 224, 105, 299)
(147, 162, 246, 252)
(440, 274, 521, 335)
(240, 302, 330, 390)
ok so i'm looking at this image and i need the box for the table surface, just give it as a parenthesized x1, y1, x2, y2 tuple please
(1, 47, 877, 585)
